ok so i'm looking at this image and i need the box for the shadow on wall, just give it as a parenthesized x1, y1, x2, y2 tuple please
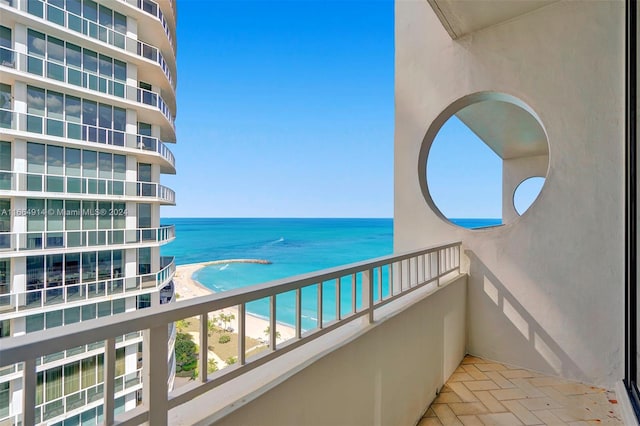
(465, 249, 585, 381)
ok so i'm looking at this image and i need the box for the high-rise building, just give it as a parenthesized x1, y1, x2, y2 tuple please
(0, 0, 177, 423)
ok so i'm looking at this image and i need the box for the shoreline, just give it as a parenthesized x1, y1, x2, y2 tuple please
(172, 260, 295, 342)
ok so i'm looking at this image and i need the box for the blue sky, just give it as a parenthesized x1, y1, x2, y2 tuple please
(162, 0, 395, 218)
(162, 0, 537, 220)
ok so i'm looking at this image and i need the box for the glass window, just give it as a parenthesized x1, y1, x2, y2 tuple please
(65, 201, 81, 231)
(113, 107, 126, 132)
(138, 247, 151, 274)
(26, 256, 44, 291)
(27, 29, 45, 57)
(98, 301, 111, 317)
(138, 163, 151, 182)
(137, 293, 151, 309)
(82, 201, 96, 230)
(81, 357, 97, 389)
(0, 141, 10, 171)
(47, 91, 64, 120)
(0, 200, 9, 235)
(0, 382, 7, 419)
(45, 310, 62, 328)
(47, 37, 64, 63)
(64, 362, 80, 395)
(65, 148, 81, 176)
(0, 26, 11, 49)
(99, 5, 113, 28)
(81, 304, 96, 322)
(83, 49, 97, 73)
(99, 54, 112, 77)
(82, 252, 96, 282)
(113, 155, 126, 181)
(27, 199, 45, 232)
(0, 259, 8, 295)
(113, 202, 125, 229)
(46, 367, 63, 401)
(114, 12, 127, 34)
(113, 250, 123, 278)
(27, 86, 46, 116)
(98, 153, 112, 179)
(97, 251, 111, 279)
(67, 0, 81, 15)
(47, 200, 64, 231)
(98, 202, 111, 229)
(47, 145, 64, 175)
(98, 104, 112, 129)
(82, 150, 97, 177)
(82, 100, 97, 126)
(83, 0, 98, 22)
(65, 253, 80, 286)
(114, 60, 126, 81)
(46, 254, 63, 288)
(66, 43, 82, 68)
(137, 204, 151, 229)
(138, 122, 152, 136)
(113, 298, 125, 314)
(65, 95, 81, 123)
(27, 143, 45, 174)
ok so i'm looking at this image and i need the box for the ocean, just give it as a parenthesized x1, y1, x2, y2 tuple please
(160, 217, 498, 329)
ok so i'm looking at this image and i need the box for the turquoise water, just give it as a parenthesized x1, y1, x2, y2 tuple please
(160, 217, 497, 329)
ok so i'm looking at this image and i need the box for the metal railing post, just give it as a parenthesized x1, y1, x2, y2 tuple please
(22, 358, 36, 426)
(104, 337, 116, 426)
(143, 325, 168, 425)
(199, 313, 208, 382)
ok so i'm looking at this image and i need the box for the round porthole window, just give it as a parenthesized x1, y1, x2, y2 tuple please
(513, 177, 545, 216)
(419, 92, 549, 229)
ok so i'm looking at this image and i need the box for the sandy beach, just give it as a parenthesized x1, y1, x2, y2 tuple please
(172, 260, 296, 342)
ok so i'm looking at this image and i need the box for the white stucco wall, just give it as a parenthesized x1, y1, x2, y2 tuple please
(176, 276, 467, 426)
(394, 0, 624, 387)
(502, 154, 549, 223)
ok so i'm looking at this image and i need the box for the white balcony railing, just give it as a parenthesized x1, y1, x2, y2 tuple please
(0, 224, 175, 253)
(0, 108, 176, 169)
(3, 0, 176, 89)
(0, 242, 461, 425)
(119, 0, 176, 55)
(0, 256, 175, 315)
(0, 171, 175, 204)
(0, 47, 175, 128)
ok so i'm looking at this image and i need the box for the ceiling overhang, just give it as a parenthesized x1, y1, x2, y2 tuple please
(427, 0, 558, 39)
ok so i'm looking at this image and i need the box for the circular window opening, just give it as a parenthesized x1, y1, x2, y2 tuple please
(513, 177, 545, 216)
(419, 92, 549, 229)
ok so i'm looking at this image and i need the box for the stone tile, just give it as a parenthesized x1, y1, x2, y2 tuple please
(517, 397, 564, 411)
(423, 407, 437, 418)
(461, 364, 490, 380)
(501, 400, 544, 425)
(435, 391, 462, 404)
(432, 404, 463, 425)
(475, 363, 508, 372)
(448, 402, 489, 416)
(528, 377, 568, 387)
(509, 378, 546, 398)
(417, 417, 443, 426)
(477, 412, 525, 425)
(489, 388, 528, 401)
(450, 372, 475, 382)
(537, 385, 572, 406)
(549, 407, 598, 422)
(473, 390, 507, 413)
(449, 382, 479, 402)
(499, 369, 540, 379)
(552, 383, 600, 396)
(457, 415, 484, 426)
(531, 409, 567, 425)
(485, 371, 517, 389)
(464, 380, 501, 391)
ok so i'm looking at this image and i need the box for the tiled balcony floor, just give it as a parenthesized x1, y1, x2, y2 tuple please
(419, 356, 623, 425)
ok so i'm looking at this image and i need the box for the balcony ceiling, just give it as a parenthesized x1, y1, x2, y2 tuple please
(427, 0, 558, 39)
(455, 100, 548, 159)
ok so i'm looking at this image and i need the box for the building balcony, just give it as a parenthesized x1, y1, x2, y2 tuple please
(0, 224, 175, 256)
(0, 109, 175, 173)
(0, 47, 176, 136)
(117, 0, 177, 60)
(0, 171, 175, 205)
(0, 256, 175, 317)
(1, 0, 176, 93)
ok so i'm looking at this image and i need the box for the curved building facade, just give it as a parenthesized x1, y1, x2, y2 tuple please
(0, 0, 177, 423)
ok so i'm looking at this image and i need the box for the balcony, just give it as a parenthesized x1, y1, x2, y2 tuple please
(0, 47, 175, 132)
(0, 108, 176, 173)
(0, 256, 175, 316)
(0, 224, 175, 255)
(0, 171, 175, 204)
(118, 0, 177, 58)
(1, 0, 176, 91)
(0, 242, 466, 425)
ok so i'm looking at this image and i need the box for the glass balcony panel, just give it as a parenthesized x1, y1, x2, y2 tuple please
(46, 232, 64, 248)
(113, 82, 125, 98)
(0, 172, 11, 191)
(27, 56, 43, 76)
(66, 392, 85, 411)
(47, 62, 65, 82)
(113, 131, 124, 147)
(97, 180, 106, 194)
(66, 177, 82, 194)
(46, 176, 64, 192)
(68, 68, 82, 86)
(98, 77, 107, 94)
(66, 346, 84, 357)
(124, 277, 138, 291)
(27, 115, 43, 134)
(112, 181, 124, 196)
(87, 179, 97, 194)
(46, 119, 64, 137)
(87, 231, 97, 246)
(0, 110, 11, 129)
(87, 385, 102, 403)
(67, 123, 81, 140)
(66, 231, 82, 248)
(47, 4, 65, 26)
(65, 284, 84, 302)
(24, 291, 42, 309)
(43, 399, 64, 421)
(111, 229, 124, 245)
(68, 14, 82, 32)
(0, 47, 15, 68)
(45, 288, 64, 305)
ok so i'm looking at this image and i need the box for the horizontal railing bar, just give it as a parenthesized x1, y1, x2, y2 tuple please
(167, 309, 369, 410)
(0, 242, 460, 366)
